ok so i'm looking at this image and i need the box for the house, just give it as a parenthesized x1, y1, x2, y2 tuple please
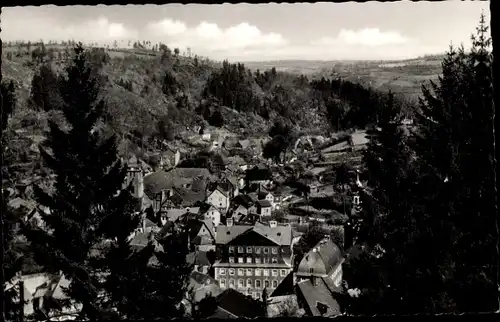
(169, 186, 206, 208)
(177, 216, 216, 251)
(143, 167, 212, 214)
(201, 132, 211, 141)
(161, 207, 201, 225)
(187, 251, 214, 275)
(189, 271, 223, 302)
(211, 133, 224, 150)
(245, 166, 273, 188)
(236, 139, 250, 150)
(348, 131, 370, 151)
(199, 203, 222, 227)
(213, 221, 293, 300)
(207, 186, 230, 213)
(257, 191, 274, 207)
(227, 156, 248, 172)
(256, 199, 272, 217)
(6, 273, 82, 320)
(212, 154, 228, 171)
(161, 147, 181, 169)
(295, 238, 344, 288)
(295, 277, 342, 317)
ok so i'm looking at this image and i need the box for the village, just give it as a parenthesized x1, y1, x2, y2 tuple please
(5, 123, 372, 319)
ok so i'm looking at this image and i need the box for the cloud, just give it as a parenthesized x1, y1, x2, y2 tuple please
(144, 19, 288, 57)
(54, 17, 139, 43)
(312, 28, 411, 47)
(145, 18, 187, 36)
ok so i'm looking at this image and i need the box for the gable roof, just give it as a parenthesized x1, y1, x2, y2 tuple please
(216, 288, 266, 318)
(143, 168, 212, 198)
(237, 139, 250, 149)
(296, 278, 341, 317)
(256, 199, 272, 208)
(216, 222, 292, 246)
(270, 270, 295, 297)
(165, 207, 200, 222)
(232, 194, 254, 208)
(172, 187, 206, 206)
(187, 251, 212, 267)
(297, 238, 343, 277)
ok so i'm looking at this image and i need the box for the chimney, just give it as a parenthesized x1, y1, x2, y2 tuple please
(227, 218, 234, 227)
(269, 220, 277, 228)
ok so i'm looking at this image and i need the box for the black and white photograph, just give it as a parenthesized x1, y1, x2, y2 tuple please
(0, 1, 497, 320)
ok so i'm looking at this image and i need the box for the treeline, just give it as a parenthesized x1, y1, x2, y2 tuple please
(341, 14, 497, 314)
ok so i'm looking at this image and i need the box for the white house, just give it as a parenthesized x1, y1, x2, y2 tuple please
(256, 199, 272, 217)
(201, 204, 222, 227)
(258, 191, 275, 208)
(207, 188, 230, 213)
(201, 133, 211, 141)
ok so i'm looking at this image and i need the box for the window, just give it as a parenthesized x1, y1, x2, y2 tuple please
(220, 279, 226, 288)
(229, 247, 234, 253)
(219, 268, 226, 276)
(263, 269, 270, 276)
(255, 269, 261, 276)
(229, 279, 235, 288)
(264, 280, 270, 288)
(246, 257, 252, 264)
(229, 257, 234, 263)
(280, 269, 287, 277)
(238, 257, 244, 264)
(263, 247, 269, 254)
(255, 247, 261, 254)
(246, 269, 252, 276)
(247, 279, 253, 288)
(272, 280, 278, 288)
(229, 269, 235, 276)
(272, 269, 278, 277)
(272, 258, 278, 264)
(309, 268, 314, 274)
(272, 247, 278, 254)
(255, 279, 262, 288)
(255, 258, 261, 264)
(238, 247, 244, 253)
(246, 247, 252, 253)
(263, 258, 270, 264)
(238, 279, 244, 288)
(238, 268, 244, 276)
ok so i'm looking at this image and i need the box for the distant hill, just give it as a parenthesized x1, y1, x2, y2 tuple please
(1, 41, 443, 184)
(243, 55, 444, 99)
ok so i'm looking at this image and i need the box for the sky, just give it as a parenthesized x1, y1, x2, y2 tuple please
(2, 1, 490, 62)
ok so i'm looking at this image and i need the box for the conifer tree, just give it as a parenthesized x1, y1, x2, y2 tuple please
(21, 43, 140, 319)
(413, 13, 496, 312)
(1, 80, 22, 322)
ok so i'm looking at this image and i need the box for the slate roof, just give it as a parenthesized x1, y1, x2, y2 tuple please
(232, 194, 254, 208)
(237, 139, 250, 149)
(143, 168, 211, 198)
(216, 222, 292, 246)
(165, 207, 200, 222)
(172, 187, 206, 206)
(256, 199, 272, 208)
(297, 238, 343, 277)
(295, 278, 341, 317)
(270, 270, 295, 297)
(216, 288, 266, 318)
(187, 251, 212, 267)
